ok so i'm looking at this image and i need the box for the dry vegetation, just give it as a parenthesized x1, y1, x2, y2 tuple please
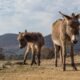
(0, 55, 80, 80)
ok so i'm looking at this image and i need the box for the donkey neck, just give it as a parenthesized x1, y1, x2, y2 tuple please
(62, 19, 71, 41)
(24, 33, 39, 42)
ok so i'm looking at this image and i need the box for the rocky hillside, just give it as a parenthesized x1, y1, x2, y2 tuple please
(0, 34, 53, 49)
(0, 33, 79, 60)
(0, 33, 80, 51)
(44, 35, 53, 48)
(44, 34, 80, 53)
(0, 33, 18, 49)
(0, 33, 54, 59)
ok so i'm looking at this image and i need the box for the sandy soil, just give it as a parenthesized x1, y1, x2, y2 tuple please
(0, 55, 80, 80)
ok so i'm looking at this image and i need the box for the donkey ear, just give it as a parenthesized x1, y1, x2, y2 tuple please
(25, 29, 27, 33)
(75, 14, 80, 19)
(59, 11, 71, 20)
(19, 32, 21, 34)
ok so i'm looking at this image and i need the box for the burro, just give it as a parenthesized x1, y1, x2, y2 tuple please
(51, 11, 80, 71)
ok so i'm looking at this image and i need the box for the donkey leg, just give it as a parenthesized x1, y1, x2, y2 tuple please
(32, 52, 37, 65)
(31, 53, 35, 66)
(54, 44, 60, 67)
(37, 50, 41, 66)
(54, 44, 57, 67)
(59, 47, 63, 66)
(23, 47, 29, 64)
(31, 46, 36, 66)
(62, 42, 67, 71)
(34, 59, 37, 64)
(24, 53, 29, 64)
(63, 52, 66, 71)
(70, 44, 77, 70)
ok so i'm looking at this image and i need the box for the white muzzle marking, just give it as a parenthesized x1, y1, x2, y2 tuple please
(71, 35, 78, 42)
(71, 35, 75, 41)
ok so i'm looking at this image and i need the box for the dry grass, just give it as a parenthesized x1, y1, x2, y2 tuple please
(0, 55, 80, 80)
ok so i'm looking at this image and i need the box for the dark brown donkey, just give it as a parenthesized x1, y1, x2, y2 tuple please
(52, 11, 80, 71)
(17, 30, 44, 66)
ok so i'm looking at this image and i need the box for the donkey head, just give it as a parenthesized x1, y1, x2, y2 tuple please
(17, 31, 27, 49)
(59, 11, 80, 44)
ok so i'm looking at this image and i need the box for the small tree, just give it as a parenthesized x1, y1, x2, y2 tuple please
(0, 48, 5, 60)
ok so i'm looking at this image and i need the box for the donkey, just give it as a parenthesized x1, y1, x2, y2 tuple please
(52, 11, 80, 71)
(17, 30, 44, 66)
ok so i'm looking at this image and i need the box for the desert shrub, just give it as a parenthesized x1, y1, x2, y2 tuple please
(0, 54, 5, 60)
(41, 47, 54, 59)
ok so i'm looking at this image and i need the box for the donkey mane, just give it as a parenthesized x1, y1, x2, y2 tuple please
(52, 19, 63, 26)
(52, 12, 80, 71)
(18, 31, 44, 66)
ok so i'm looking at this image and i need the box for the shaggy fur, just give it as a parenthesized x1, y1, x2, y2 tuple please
(52, 11, 80, 71)
(17, 31, 44, 66)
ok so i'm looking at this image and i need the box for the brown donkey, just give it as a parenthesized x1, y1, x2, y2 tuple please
(52, 11, 80, 71)
(17, 30, 44, 66)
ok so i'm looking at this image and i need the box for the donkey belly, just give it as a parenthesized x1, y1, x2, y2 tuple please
(53, 39, 61, 46)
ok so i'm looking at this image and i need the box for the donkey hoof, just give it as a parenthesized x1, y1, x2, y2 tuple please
(38, 63, 40, 66)
(23, 62, 28, 65)
(63, 67, 66, 71)
(73, 67, 77, 71)
(55, 64, 58, 67)
(31, 63, 33, 66)
(34, 61, 37, 64)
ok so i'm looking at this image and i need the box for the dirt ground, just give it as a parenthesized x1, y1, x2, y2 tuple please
(0, 55, 80, 80)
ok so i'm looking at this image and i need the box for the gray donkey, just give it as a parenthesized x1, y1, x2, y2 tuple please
(52, 11, 80, 71)
(17, 30, 44, 66)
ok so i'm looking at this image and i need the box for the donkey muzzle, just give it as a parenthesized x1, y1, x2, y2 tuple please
(19, 45, 24, 49)
(71, 35, 78, 44)
(73, 40, 78, 44)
